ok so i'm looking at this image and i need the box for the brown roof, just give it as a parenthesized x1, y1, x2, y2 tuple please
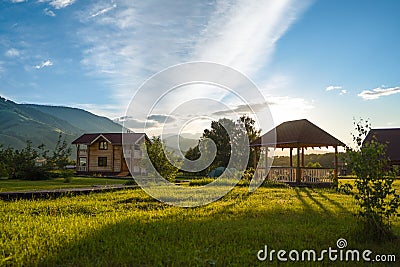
(251, 119, 344, 148)
(364, 128, 400, 163)
(72, 133, 148, 145)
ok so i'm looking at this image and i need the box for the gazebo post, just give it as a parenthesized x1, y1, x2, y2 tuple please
(296, 146, 301, 183)
(334, 146, 338, 185)
(289, 148, 293, 167)
(301, 147, 305, 167)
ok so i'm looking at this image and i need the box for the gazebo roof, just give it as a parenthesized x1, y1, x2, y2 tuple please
(251, 119, 344, 148)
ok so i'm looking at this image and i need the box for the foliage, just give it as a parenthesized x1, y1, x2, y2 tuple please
(238, 115, 261, 169)
(306, 161, 322, 168)
(184, 115, 258, 174)
(344, 119, 400, 240)
(49, 133, 73, 170)
(0, 133, 72, 180)
(143, 136, 181, 182)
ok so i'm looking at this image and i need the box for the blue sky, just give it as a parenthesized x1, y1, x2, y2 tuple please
(1, 0, 400, 145)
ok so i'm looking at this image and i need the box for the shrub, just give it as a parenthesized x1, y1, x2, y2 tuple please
(344, 119, 400, 240)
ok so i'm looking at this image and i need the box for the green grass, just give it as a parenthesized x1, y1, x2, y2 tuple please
(0, 177, 130, 192)
(1, 185, 399, 266)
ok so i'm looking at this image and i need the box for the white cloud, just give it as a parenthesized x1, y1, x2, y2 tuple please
(358, 86, 400, 100)
(194, 0, 312, 75)
(77, 0, 312, 130)
(34, 59, 53, 69)
(5, 48, 20, 57)
(44, 8, 56, 16)
(339, 89, 347, 95)
(38, 0, 75, 9)
(326, 85, 342, 91)
(90, 4, 117, 18)
(11, 0, 26, 3)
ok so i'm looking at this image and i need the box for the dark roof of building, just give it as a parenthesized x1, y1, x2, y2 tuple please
(72, 133, 148, 145)
(364, 128, 400, 163)
(251, 119, 344, 148)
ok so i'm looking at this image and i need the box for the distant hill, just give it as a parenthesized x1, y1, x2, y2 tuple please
(0, 96, 122, 155)
(163, 134, 199, 154)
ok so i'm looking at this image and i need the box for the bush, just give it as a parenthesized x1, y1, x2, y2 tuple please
(344, 119, 400, 240)
(124, 179, 137, 186)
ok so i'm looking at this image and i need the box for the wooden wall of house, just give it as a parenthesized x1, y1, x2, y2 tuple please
(88, 139, 114, 172)
(113, 145, 122, 172)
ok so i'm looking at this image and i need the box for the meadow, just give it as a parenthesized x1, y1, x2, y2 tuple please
(0, 177, 130, 192)
(1, 180, 399, 266)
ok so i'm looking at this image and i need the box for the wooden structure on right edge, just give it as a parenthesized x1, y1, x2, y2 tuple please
(251, 119, 344, 186)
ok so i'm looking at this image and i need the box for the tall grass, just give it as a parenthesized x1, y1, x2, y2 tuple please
(1, 185, 399, 266)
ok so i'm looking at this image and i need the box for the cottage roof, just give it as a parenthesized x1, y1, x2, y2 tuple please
(364, 128, 400, 163)
(251, 119, 344, 148)
(72, 133, 148, 145)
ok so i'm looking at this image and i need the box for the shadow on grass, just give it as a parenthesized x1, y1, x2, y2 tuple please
(312, 189, 351, 214)
(39, 209, 351, 266)
(37, 195, 396, 266)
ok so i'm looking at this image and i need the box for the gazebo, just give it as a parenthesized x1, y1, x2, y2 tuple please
(251, 119, 344, 185)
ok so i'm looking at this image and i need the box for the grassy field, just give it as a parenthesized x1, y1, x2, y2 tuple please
(0, 177, 130, 192)
(1, 182, 399, 266)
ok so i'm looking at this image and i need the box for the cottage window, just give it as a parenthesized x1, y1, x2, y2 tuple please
(98, 157, 107, 167)
(134, 144, 140, 150)
(99, 141, 108, 150)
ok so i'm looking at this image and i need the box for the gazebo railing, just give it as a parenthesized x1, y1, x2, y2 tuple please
(268, 167, 297, 182)
(301, 168, 333, 183)
(254, 167, 333, 183)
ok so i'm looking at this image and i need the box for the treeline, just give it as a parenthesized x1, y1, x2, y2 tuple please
(272, 152, 346, 168)
(0, 134, 73, 180)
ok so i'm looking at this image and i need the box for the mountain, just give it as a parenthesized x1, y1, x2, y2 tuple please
(0, 96, 122, 155)
(163, 134, 199, 154)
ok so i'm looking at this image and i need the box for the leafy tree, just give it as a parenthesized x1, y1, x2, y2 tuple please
(239, 115, 261, 169)
(344, 119, 400, 240)
(13, 141, 39, 179)
(50, 133, 72, 170)
(184, 115, 258, 174)
(306, 161, 322, 168)
(144, 136, 180, 182)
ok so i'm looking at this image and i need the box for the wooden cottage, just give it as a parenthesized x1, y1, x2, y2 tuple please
(72, 133, 149, 176)
(364, 128, 400, 167)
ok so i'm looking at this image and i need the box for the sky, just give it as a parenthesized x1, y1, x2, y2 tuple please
(1, 0, 400, 146)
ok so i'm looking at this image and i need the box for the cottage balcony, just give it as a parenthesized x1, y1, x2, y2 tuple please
(77, 166, 87, 172)
(78, 149, 87, 157)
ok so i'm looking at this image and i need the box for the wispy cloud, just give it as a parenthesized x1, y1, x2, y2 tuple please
(339, 89, 347, 95)
(11, 0, 26, 3)
(212, 102, 269, 116)
(358, 86, 400, 100)
(90, 3, 117, 18)
(44, 8, 56, 17)
(326, 85, 342, 91)
(34, 59, 53, 69)
(5, 48, 20, 57)
(38, 0, 75, 9)
(77, 0, 312, 133)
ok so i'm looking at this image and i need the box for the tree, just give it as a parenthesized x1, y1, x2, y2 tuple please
(13, 141, 39, 179)
(50, 133, 72, 170)
(143, 136, 180, 182)
(239, 115, 261, 169)
(344, 119, 400, 240)
(184, 115, 259, 173)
